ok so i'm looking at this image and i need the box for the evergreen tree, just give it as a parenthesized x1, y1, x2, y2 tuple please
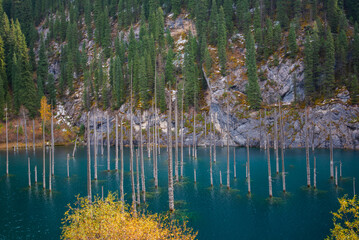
(165, 49, 175, 85)
(204, 43, 212, 73)
(353, 23, 359, 71)
(237, 0, 250, 33)
(48, 73, 56, 107)
(171, 0, 181, 17)
(0, 36, 5, 117)
(138, 56, 148, 108)
(208, 0, 218, 45)
(336, 29, 347, 80)
(184, 35, 197, 108)
(304, 35, 315, 99)
(223, 0, 233, 36)
(288, 22, 298, 58)
(218, 6, 227, 76)
(158, 74, 166, 112)
(273, 23, 282, 50)
(264, 18, 273, 58)
(245, 33, 261, 109)
(327, 0, 339, 33)
(323, 29, 335, 98)
(37, 37, 48, 99)
(351, 74, 359, 104)
(277, 0, 289, 30)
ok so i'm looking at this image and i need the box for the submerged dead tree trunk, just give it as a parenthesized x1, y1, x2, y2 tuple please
(120, 116, 124, 202)
(49, 148, 52, 192)
(168, 87, 175, 212)
(51, 109, 54, 176)
(67, 153, 70, 178)
(233, 148, 236, 179)
(115, 115, 118, 171)
(130, 73, 136, 212)
(42, 108, 46, 189)
(213, 115, 216, 163)
(329, 120, 334, 179)
(136, 149, 140, 205)
(72, 136, 77, 158)
(28, 157, 31, 187)
(87, 112, 92, 202)
(175, 85, 179, 182)
(33, 119, 35, 152)
(210, 117, 213, 187)
(279, 101, 286, 192)
(154, 65, 158, 188)
(35, 165, 37, 183)
(140, 112, 146, 203)
(107, 112, 110, 171)
(313, 156, 317, 189)
(94, 114, 98, 180)
(274, 108, 279, 174)
(305, 107, 310, 187)
(247, 136, 251, 194)
(226, 90, 230, 190)
(6, 105, 9, 175)
(23, 111, 28, 151)
(267, 133, 272, 198)
(101, 113, 104, 156)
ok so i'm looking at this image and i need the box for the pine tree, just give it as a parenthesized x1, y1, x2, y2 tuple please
(264, 18, 273, 58)
(351, 74, 359, 104)
(223, 0, 233, 36)
(37, 37, 48, 99)
(327, 0, 339, 33)
(171, 0, 181, 17)
(304, 35, 315, 99)
(165, 48, 175, 85)
(158, 74, 166, 112)
(184, 35, 197, 108)
(208, 0, 218, 45)
(218, 6, 227, 76)
(323, 29, 335, 98)
(237, 0, 250, 33)
(289, 22, 298, 58)
(245, 33, 261, 109)
(277, 0, 289, 30)
(139, 56, 148, 108)
(354, 23, 359, 70)
(48, 73, 56, 107)
(336, 29, 347, 80)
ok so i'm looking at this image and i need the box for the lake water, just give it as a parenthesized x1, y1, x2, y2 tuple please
(0, 146, 357, 239)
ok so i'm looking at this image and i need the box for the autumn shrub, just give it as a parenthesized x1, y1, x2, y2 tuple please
(61, 192, 197, 240)
(326, 195, 359, 240)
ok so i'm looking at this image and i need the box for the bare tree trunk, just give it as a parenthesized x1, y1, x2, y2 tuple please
(107, 112, 110, 171)
(274, 108, 279, 174)
(210, 116, 213, 187)
(101, 113, 104, 156)
(335, 166, 338, 187)
(247, 136, 251, 194)
(35, 165, 37, 183)
(120, 116, 124, 202)
(154, 66, 158, 188)
(193, 110, 196, 158)
(329, 121, 334, 179)
(16, 122, 19, 151)
(72, 136, 77, 158)
(204, 113, 207, 148)
(259, 110, 262, 149)
(168, 87, 175, 212)
(49, 147, 52, 192)
(233, 148, 236, 179)
(181, 84, 184, 178)
(226, 90, 230, 189)
(213, 115, 216, 163)
(313, 156, 317, 189)
(28, 157, 31, 187)
(51, 109, 54, 176)
(23, 111, 28, 151)
(305, 107, 310, 187)
(33, 119, 35, 152)
(136, 149, 140, 205)
(130, 71, 136, 212)
(175, 85, 179, 182)
(147, 110, 151, 158)
(5, 105, 8, 175)
(279, 101, 286, 192)
(87, 112, 92, 202)
(115, 114, 118, 171)
(94, 113, 98, 180)
(42, 113, 46, 189)
(194, 169, 196, 183)
(267, 132, 272, 197)
(220, 171, 222, 186)
(140, 112, 146, 203)
(67, 153, 70, 178)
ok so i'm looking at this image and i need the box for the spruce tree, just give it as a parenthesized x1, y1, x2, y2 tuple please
(37, 37, 48, 99)
(304, 35, 315, 99)
(264, 18, 273, 58)
(165, 48, 175, 85)
(277, 0, 289, 30)
(208, 0, 218, 45)
(245, 33, 261, 109)
(289, 22, 298, 58)
(218, 6, 227, 76)
(223, 0, 233, 36)
(336, 29, 347, 80)
(323, 29, 335, 98)
(351, 74, 359, 104)
(139, 56, 148, 108)
(48, 73, 56, 107)
(0, 36, 5, 117)
(354, 22, 359, 70)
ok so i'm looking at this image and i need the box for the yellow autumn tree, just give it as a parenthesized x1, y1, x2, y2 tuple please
(39, 96, 51, 127)
(327, 195, 359, 240)
(61, 192, 197, 240)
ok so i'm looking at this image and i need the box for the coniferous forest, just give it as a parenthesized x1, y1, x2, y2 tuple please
(1, 0, 359, 239)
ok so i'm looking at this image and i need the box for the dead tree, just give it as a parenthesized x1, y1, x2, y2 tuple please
(167, 87, 175, 212)
(130, 72, 136, 212)
(87, 112, 92, 202)
(213, 114, 216, 163)
(279, 101, 286, 192)
(42, 106, 46, 189)
(5, 105, 8, 175)
(49, 147, 52, 192)
(247, 136, 251, 194)
(140, 112, 146, 203)
(23, 110, 28, 151)
(233, 148, 236, 179)
(107, 112, 110, 171)
(220, 171, 223, 186)
(101, 113, 104, 156)
(313, 155, 317, 189)
(274, 108, 279, 174)
(305, 107, 310, 187)
(226, 89, 230, 190)
(175, 84, 179, 182)
(115, 114, 119, 171)
(210, 115, 213, 187)
(34, 165, 37, 183)
(329, 120, 334, 179)
(51, 109, 54, 176)
(267, 133, 272, 198)
(67, 153, 70, 178)
(94, 113, 98, 180)
(335, 166, 338, 187)
(28, 157, 31, 187)
(120, 116, 124, 202)
(32, 119, 35, 152)
(180, 83, 184, 178)
(136, 149, 140, 205)
(194, 169, 197, 183)
(72, 136, 78, 158)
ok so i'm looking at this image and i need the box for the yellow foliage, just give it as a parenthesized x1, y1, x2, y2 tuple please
(61, 193, 197, 240)
(326, 195, 359, 240)
(39, 96, 51, 123)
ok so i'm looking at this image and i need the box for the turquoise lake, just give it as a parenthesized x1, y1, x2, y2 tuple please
(0, 146, 357, 239)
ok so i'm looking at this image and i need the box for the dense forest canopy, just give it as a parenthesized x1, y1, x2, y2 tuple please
(0, 0, 358, 119)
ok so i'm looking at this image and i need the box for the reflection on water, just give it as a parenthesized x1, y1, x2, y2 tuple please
(0, 146, 358, 239)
